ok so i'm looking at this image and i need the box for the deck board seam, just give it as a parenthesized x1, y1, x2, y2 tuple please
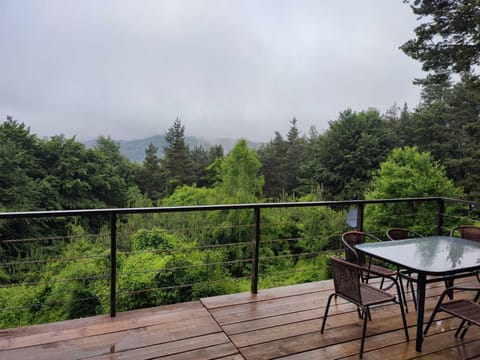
(201, 297, 245, 359)
(88, 331, 233, 360)
(201, 289, 329, 310)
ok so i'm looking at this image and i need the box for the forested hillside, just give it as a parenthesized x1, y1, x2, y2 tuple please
(0, 0, 479, 329)
(83, 133, 264, 163)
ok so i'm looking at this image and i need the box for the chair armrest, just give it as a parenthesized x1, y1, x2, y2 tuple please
(362, 267, 396, 282)
(410, 230, 424, 238)
(442, 286, 480, 293)
(367, 233, 384, 242)
(438, 286, 480, 304)
(341, 259, 397, 284)
(364, 266, 405, 300)
(342, 240, 361, 264)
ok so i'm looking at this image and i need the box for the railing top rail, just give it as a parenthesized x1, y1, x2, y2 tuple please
(442, 197, 480, 207)
(0, 197, 445, 220)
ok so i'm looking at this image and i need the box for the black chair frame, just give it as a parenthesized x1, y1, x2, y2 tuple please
(424, 286, 480, 339)
(321, 257, 409, 358)
(342, 231, 410, 311)
(385, 227, 425, 311)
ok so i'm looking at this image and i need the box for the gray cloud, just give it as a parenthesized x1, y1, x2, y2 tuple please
(0, 0, 424, 142)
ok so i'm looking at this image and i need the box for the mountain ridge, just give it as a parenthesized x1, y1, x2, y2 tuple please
(84, 135, 264, 162)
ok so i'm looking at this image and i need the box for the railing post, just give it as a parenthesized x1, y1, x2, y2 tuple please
(251, 207, 260, 294)
(357, 203, 365, 231)
(436, 198, 445, 235)
(110, 213, 117, 317)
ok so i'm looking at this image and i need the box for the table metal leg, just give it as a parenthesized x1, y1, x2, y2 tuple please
(444, 277, 454, 299)
(416, 273, 427, 352)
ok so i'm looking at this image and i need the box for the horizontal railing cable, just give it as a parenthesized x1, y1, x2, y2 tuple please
(1, 196, 477, 330)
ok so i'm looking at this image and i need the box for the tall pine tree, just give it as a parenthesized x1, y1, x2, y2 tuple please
(161, 118, 194, 195)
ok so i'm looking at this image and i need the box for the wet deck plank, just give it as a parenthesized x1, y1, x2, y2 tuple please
(0, 276, 478, 359)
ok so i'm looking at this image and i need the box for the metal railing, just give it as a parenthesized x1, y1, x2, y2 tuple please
(0, 196, 478, 324)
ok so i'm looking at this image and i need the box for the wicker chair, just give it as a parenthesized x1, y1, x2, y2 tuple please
(386, 227, 423, 241)
(450, 225, 480, 242)
(321, 257, 409, 358)
(450, 225, 480, 285)
(342, 231, 400, 289)
(424, 286, 480, 339)
(385, 227, 424, 309)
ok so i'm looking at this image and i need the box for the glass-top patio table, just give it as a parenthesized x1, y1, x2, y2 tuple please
(356, 235, 480, 352)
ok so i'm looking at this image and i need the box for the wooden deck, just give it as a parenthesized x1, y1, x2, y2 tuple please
(1, 277, 479, 359)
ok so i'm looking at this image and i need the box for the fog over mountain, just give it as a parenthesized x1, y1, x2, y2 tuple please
(1, 1, 424, 143)
(84, 135, 264, 162)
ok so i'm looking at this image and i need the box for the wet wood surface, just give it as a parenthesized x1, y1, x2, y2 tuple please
(0, 276, 479, 359)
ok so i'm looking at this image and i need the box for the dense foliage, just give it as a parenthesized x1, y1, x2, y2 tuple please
(1, 0, 479, 328)
(0, 106, 471, 328)
(401, 0, 480, 84)
(364, 146, 463, 234)
(298, 109, 396, 200)
(400, 0, 480, 199)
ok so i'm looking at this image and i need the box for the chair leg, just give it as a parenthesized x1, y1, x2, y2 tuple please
(424, 301, 443, 336)
(455, 286, 480, 339)
(321, 293, 335, 333)
(409, 276, 417, 311)
(364, 273, 369, 284)
(457, 321, 471, 339)
(398, 292, 410, 342)
(359, 306, 369, 358)
(398, 275, 409, 313)
(444, 278, 454, 299)
(357, 307, 371, 321)
(455, 320, 467, 338)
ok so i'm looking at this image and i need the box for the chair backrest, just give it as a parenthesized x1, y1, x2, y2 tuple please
(386, 227, 423, 241)
(330, 256, 361, 304)
(341, 231, 366, 265)
(450, 225, 480, 242)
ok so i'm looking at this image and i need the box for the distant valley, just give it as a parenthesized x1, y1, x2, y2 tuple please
(84, 135, 264, 162)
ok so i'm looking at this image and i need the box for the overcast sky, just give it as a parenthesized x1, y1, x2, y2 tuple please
(0, 0, 425, 142)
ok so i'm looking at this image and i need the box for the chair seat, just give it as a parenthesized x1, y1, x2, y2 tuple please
(366, 264, 397, 277)
(322, 256, 409, 358)
(441, 300, 480, 326)
(360, 284, 395, 306)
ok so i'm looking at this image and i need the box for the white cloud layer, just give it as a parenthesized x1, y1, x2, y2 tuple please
(0, 0, 424, 141)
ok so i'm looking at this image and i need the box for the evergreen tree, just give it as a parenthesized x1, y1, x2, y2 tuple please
(284, 117, 308, 195)
(208, 144, 224, 160)
(0, 117, 46, 210)
(397, 103, 416, 146)
(401, 0, 480, 84)
(258, 118, 307, 199)
(161, 118, 195, 195)
(190, 146, 210, 188)
(190, 144, 224, 188)
(137, 143, 164, 201)
(384, 103, 416, 148)
(401, 1, 480, 199)
(94, 136, 136, 184)
(40, 135, 116, 210)
(258, 132, 287, 199)
(411, 76, 480, 199)
(299, 109, 396, 200)
(92, 136, 136, 207)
